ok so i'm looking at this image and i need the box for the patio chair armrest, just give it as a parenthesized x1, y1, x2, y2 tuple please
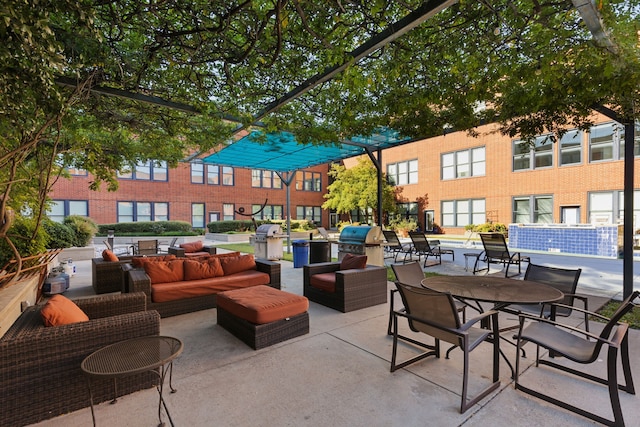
(517, 312, 607, 343)
(459, 310, 499, 332)
(204, 246, 217, 254)
(540, 301, 603, 321)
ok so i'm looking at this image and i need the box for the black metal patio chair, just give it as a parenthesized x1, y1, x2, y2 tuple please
(390, 282, 500, 413)
(514, 290, 639, 427)
(473, 232, 530, 277)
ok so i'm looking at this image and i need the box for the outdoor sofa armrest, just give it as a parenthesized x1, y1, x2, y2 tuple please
(75, 292, 148, 318)
(127, 268, 153, 298)
(255, 258, 281, 289)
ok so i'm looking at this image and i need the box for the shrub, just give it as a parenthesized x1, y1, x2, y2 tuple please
(0, 216, 48, 267)
(43, 220, 75, 249)
(468, 222, 508, 234)
(63, 215, 98, 247)
(98, 221, 195, 235)
(388, 215, 417, 235)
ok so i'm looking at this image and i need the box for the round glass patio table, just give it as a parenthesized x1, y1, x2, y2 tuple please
(421, 275, 564, 309)
(421, 275, 563, 378)
(81, 335, 183, 427)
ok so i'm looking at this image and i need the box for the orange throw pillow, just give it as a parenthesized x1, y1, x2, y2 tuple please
(144, 260, 184, 284)
(183, 258, 224, 280)
(340, 253, 367, 270)
(180, 241, 204, 253)
(41, 295, 89, 327)
(132, 255, 176, 268)
(102, 249, 119, 262)
(220, 254, 257, 276)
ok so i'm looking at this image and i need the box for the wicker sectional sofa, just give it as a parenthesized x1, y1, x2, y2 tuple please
(0, 292, 160, 427)
(92, 254, 170, 294)
(126, 254, 281, 317)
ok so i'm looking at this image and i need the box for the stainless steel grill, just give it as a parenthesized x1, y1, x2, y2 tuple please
(337, 225, 384, 266)
(254, 224, 284, 260)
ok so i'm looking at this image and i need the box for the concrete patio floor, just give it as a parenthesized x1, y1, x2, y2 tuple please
(31, 245, 640, 427)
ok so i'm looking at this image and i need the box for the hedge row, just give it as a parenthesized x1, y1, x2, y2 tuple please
(97, 221, 194, 235)
(206, 219, 316, 233)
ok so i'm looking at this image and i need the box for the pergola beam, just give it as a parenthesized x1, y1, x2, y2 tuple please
(240, 0, 458, 133)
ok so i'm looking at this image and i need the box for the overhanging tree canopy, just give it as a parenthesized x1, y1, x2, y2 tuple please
(1, 1, 639, 291)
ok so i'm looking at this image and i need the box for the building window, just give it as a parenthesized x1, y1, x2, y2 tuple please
(513, 195, 553, 224)
(513, 135, 553, 171)
(441, 199, 485, 227)
(588, 122, 630, 162)
(559, 129, 583, 166)
(192, 203, 205, 228)
(296, 171, 321, 191)
(252, 170, 282, 189)
(191, 161, 204, 184)
(48, 200, 89, 223)
(252, 204, 283, 220)
(117, 201, 169, 222)
(118, 160, 168, 181)
(223, 203, 234, 220)
(207, 165, 219, 185)
(296, 206, 322, 222)
(442, 147, 485, 180)
(396, 202, 419, 224)
(222, 166, 234, 186)
(387, 159, 418, 185)
(588, 190, 640, 227)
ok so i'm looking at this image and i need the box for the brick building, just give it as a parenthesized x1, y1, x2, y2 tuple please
(50, 112, 639, 234)
(49, 159, 331, 228)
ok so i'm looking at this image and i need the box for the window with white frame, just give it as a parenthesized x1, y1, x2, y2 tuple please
(117, 201, 169, 222)
(513, 195, 553, 223)
(441, 147, 485, 180)
(387, 159, 418, 185)
(296, 206, 322, 222)
(252, 170, 282, 188)
(223, 203, 234, 220)
(118, 160, 168, 181)
(296, 171, 321, 191)
(559, 129, 583, 166)
(191, 161, 204, 184)
(588, 190, 640, 227)
(513, 135, 553, 171)
(47, 200, 89, 223)
(441, 199, 485, 227)
(192, 203, 205, 228)
(207, 165, 219, 184)
(589, 122, 622, 162)
(252, 204, 283, 220)
(222, 166, 234, 185)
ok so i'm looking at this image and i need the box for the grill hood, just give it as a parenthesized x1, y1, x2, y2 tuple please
(339, 225, 382, 244)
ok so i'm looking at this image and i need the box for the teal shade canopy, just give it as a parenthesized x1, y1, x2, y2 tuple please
(201, 129, 411, 172)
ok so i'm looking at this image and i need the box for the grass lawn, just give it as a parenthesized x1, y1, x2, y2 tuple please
(593, 300, 640, 329)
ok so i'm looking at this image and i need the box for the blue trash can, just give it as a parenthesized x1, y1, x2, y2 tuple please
(292, 240, 309, 268)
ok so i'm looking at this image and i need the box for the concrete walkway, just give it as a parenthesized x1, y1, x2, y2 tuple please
(31, 242, 640, 427)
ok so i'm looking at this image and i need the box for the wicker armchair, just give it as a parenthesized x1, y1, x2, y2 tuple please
(303, 261, 388, 312)
(0, 293, 160, 427)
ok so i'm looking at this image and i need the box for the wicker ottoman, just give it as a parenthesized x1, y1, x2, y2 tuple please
(216, 285, 309, 350)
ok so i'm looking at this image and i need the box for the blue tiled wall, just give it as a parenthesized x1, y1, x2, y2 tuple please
(508, 224, 620, 257)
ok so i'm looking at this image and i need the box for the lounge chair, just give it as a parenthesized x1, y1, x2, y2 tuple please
(473, 232, 530, 277)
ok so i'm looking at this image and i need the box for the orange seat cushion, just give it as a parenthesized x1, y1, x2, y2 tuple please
(40, 295, 90, 327)
(151, 270, 271, 303)
(309, 272, 336, 293)
(217, 285, 308, 325)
